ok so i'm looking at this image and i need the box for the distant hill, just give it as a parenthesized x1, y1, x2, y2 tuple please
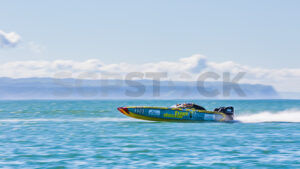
(0, 77, 279, 100)
(279, 92, 300, 99)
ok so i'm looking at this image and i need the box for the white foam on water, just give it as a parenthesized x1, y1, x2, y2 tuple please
(236, 109, 300, 123)
(2, 110, 299, 123)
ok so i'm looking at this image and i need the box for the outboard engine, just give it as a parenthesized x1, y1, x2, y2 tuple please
(214, 106, 234, 120)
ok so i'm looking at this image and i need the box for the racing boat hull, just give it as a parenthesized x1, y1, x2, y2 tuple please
(118, 106, 233, 122)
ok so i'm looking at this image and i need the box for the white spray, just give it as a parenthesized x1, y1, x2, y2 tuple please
(236, 109, 300, 123)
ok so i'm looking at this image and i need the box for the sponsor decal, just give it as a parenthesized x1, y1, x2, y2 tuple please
(163, 111, 188, 119)
(148, 109, 161, 116)
(204, 114, 215, 121)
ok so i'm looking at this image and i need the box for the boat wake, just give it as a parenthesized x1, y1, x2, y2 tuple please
(236, 109, 300, 123)
(1, 110, 300, 123)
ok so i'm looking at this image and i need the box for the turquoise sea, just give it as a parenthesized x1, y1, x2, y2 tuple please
(1, 100, 300, 168)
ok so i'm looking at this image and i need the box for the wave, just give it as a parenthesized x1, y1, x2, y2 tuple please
(1, 110, 300, 123)
(236, 109, 300, 123)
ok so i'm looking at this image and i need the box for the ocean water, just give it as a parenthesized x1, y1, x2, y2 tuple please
(0, 100, 300, 169)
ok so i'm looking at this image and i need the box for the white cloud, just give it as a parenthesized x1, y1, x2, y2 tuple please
(28, 42, 46, 53)
(0, 30, 21, 47)
(0, 54, 299, 91)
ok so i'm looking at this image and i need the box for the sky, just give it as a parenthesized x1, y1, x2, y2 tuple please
(0, 0, 300, 92)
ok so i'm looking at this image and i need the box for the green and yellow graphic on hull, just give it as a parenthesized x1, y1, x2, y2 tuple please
(118, 104, 234, 122)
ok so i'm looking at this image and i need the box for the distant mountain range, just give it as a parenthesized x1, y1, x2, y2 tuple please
(0, 77, 282, 100)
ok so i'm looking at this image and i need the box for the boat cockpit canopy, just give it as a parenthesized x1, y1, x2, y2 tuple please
(173, 103, 206, 110)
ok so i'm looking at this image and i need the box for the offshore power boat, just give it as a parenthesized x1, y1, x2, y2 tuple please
(117, 103, 234, 122)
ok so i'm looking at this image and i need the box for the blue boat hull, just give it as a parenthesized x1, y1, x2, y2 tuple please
(118, 106, 233, 122)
